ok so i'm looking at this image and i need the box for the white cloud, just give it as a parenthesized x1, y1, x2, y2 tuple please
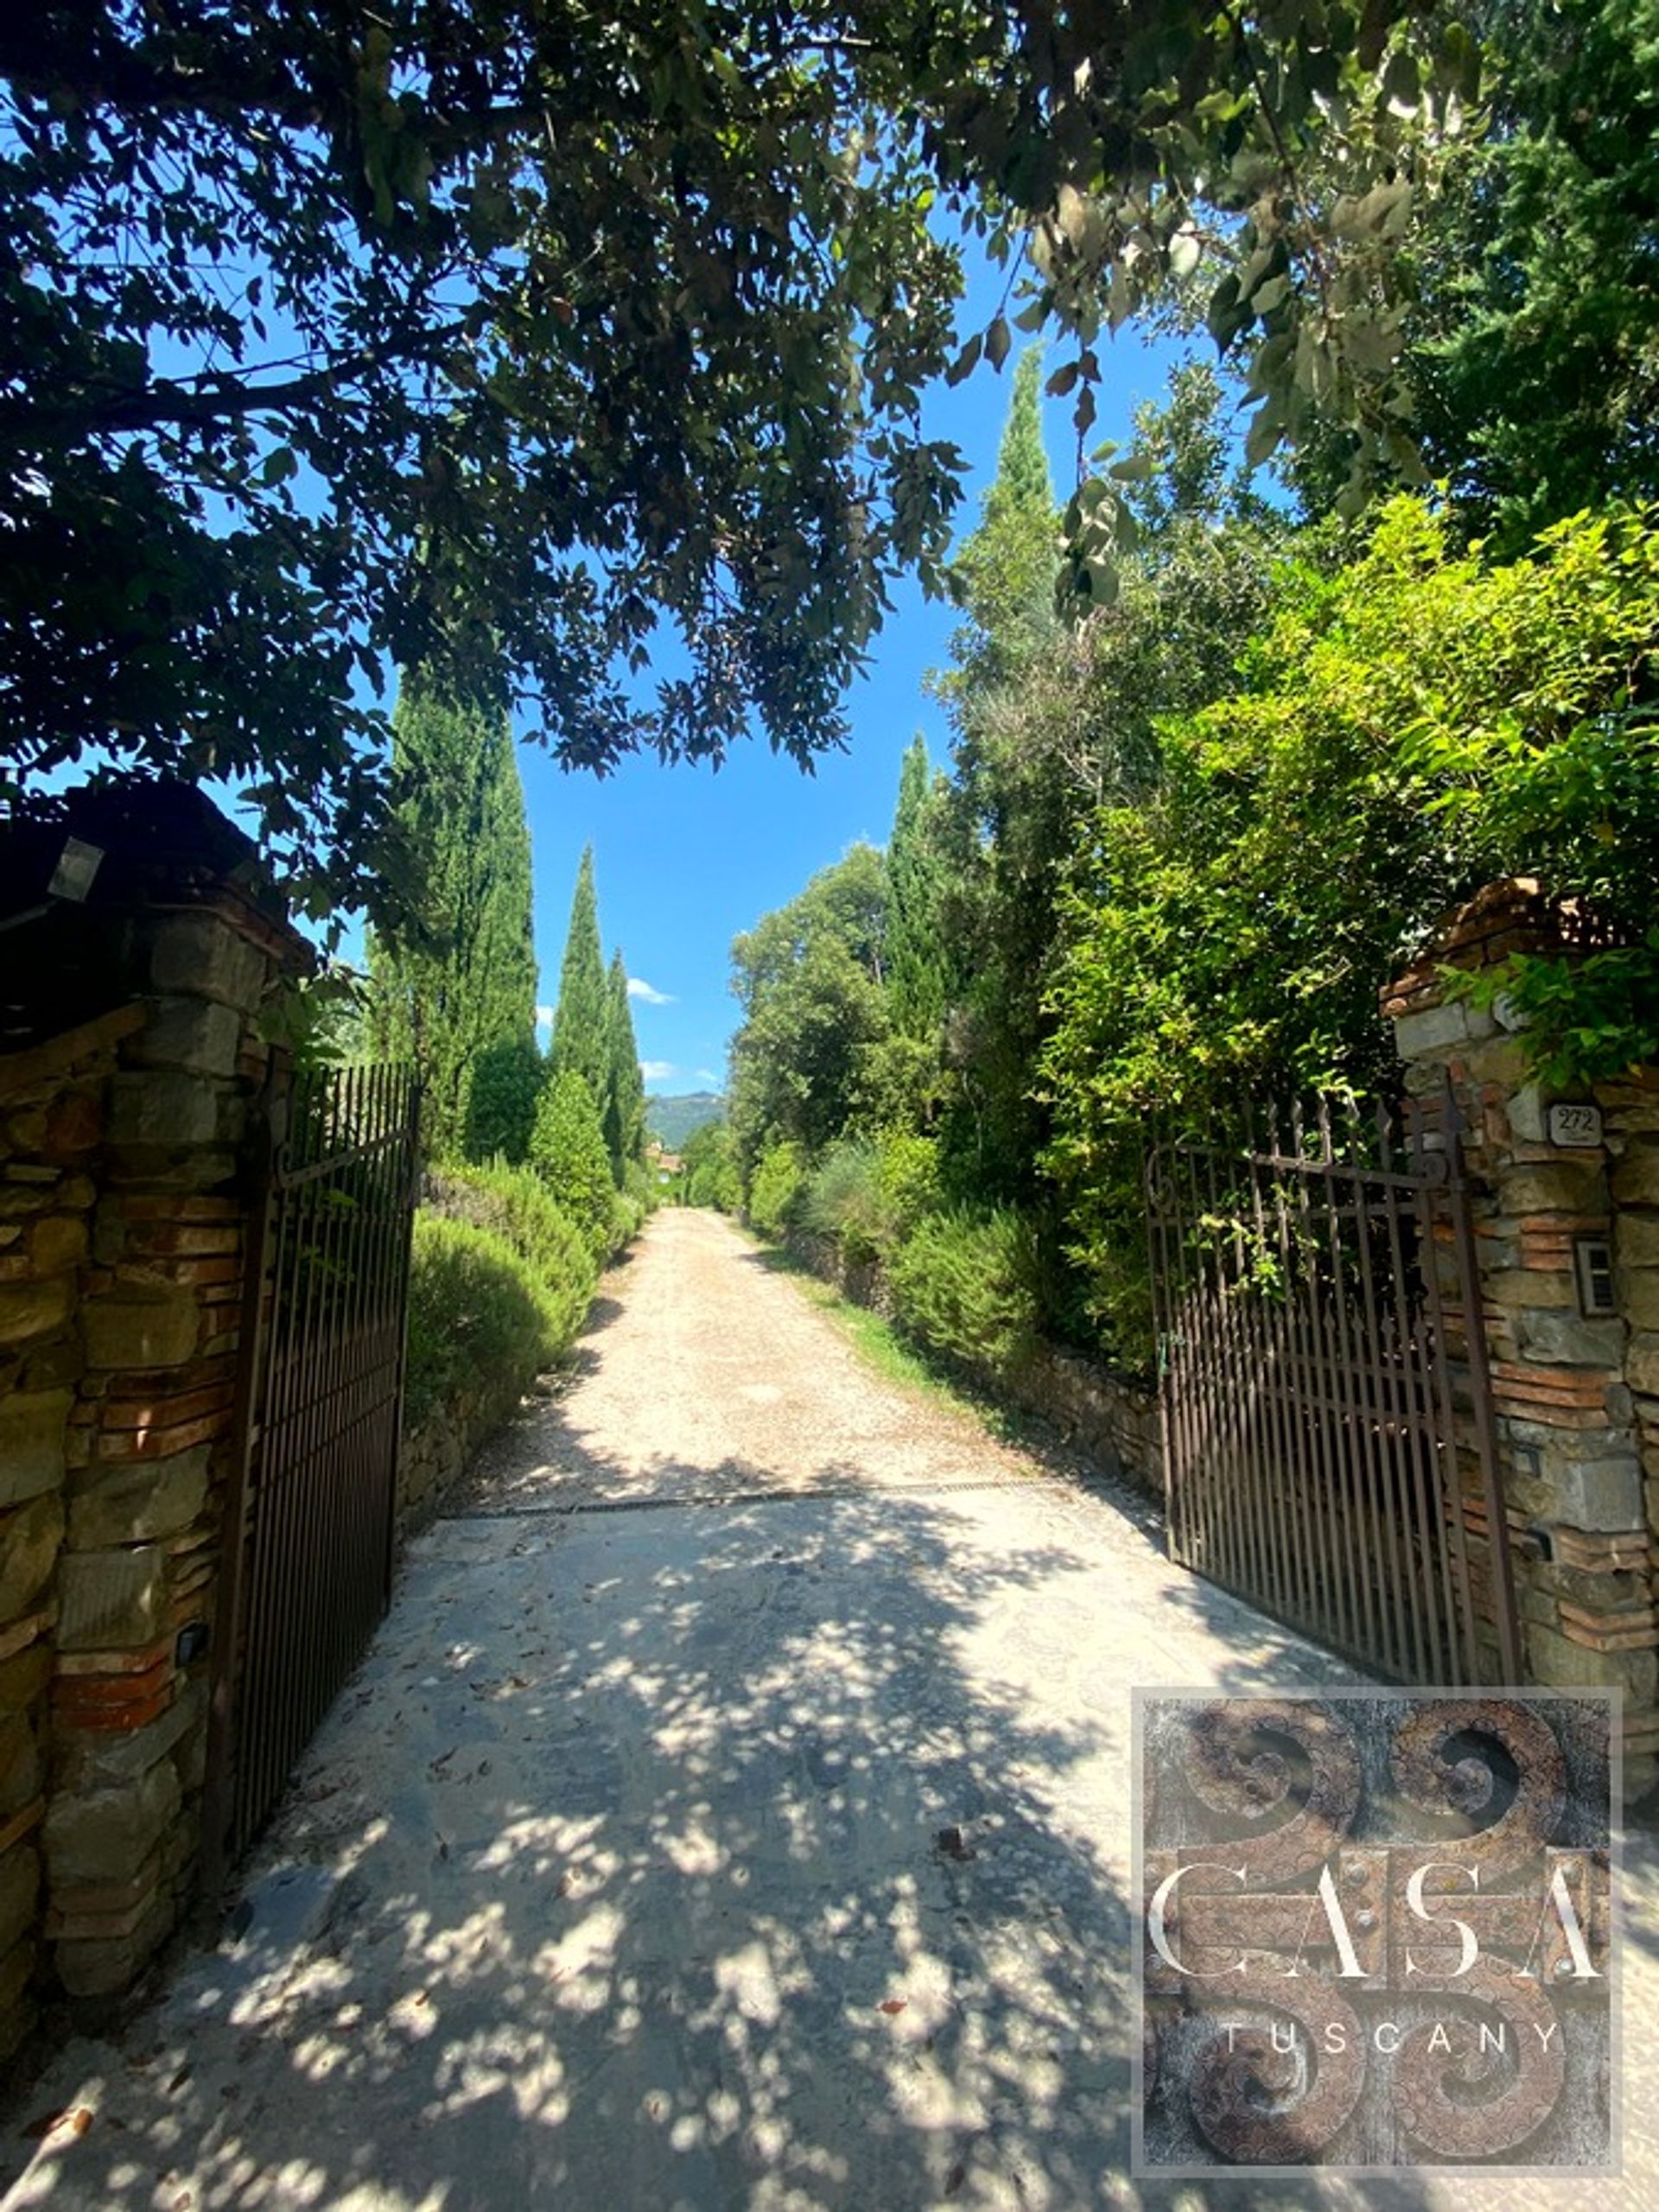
(695, 1070, 721, 1085)
(640, 1060, 677, 1083)
(627, 977, 675, 1006)
(535, 1005, 555, 1029)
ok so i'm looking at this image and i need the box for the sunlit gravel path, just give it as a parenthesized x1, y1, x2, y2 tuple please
(4, 1211, 1653, 2211)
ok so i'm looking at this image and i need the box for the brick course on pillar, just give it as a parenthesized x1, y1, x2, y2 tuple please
(0, 791, 308, 2057)
(1382, 878, 1659, 1796)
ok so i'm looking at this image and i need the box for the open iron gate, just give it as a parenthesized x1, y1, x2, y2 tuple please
(1145, 1080, 1520, 1687)
(205, 1063, 420, 1883)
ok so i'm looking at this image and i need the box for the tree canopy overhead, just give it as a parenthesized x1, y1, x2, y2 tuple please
(3, 0, 1476, 902)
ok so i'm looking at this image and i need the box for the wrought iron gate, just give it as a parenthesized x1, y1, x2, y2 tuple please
(206, 1064, 420, 1880)
(1145, 1080, 1520, 1687)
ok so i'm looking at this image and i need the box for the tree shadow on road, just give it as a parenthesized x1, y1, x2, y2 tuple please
(0, 1484, 1441, 2212)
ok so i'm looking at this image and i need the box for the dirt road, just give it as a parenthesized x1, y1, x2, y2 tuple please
(4, 1211, 1653, 2210)
(454, 1207, 1052, 1512)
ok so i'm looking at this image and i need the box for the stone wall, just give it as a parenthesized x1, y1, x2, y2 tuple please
(0, 817, 306, 2059)
(1382, 880, 1659, 1791)
(782, 1229, 1162, 1499)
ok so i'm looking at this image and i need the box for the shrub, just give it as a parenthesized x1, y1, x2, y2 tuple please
(683, 1122, 741, 1211)
(888, 1205, 1041, 1377)
(529, 1070, 615, 1258)
(874, 1130, 943, 1241)
(404, 1213, 580, 1432)
(423, 1157, 597, 1344)
(802, 1140, 886, 1262)
(747, 1137, 808, 1239)
(609, 1185, 644, 1253)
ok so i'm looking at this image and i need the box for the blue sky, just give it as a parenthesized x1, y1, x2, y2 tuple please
(526, 263, 1189, 1096)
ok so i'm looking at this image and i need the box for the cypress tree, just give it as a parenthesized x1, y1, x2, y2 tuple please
(547, 846, 610, 1103)
(931, 346, 1063, 1198)
(369, 677, 538, 1160)
(603, 950, 646, 1181)
(949, 346, 1058, 687)
(886, 735, 948, 1039)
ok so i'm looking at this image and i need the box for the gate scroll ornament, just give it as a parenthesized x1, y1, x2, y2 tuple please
(1135, 1691, 1616, 2174)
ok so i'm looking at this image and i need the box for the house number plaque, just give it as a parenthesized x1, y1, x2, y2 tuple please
(1547, 1103, 1603, 1148)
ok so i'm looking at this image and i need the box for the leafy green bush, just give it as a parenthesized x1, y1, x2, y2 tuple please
(683, 1122, 741, 1210)
(802, 1141, 886, 1262)
(529, 1070, 615, 1259)
(404, 1213, 582, 1432)
(802, 1133, 944, 1262)
(426, 1157, 595, 1316)
(875, 1131, 943, 1240)
(888, 1205, 1041, 1377)
(747, 1138, 807, 1239)
(609, 1186, 644, 1252)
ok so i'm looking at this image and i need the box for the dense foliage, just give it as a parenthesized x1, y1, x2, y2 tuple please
(404, 1213, 584, 1433)
(728, 846, 892, 1174)
(367, 680, 538, 1160)
(1403, 0, 1659, 551)
(732, 323, 1659, 1383)
(426, 1159, 598, 1319)
(529, 1069, 618, 1262)
(1043, 498, 1659, 1349)
(604, 952, 648, 1184)
(547, 849, 610, 1103)
(888, 1209, 1042, 1376)
(678, 1122, 742, 1213)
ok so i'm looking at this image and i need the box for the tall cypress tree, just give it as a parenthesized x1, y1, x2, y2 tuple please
(369, 677, 538, 1160)
(949, 346, 1058, 690)
(603, 950, 646, 1181)
(931, 347, 1064, 1199)
(886, 735, 948, 1040)
(548, 846, 611, 1103)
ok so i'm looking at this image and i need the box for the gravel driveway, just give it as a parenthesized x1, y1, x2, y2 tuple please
(453, 1208, 1052, 1512)
(4, 1211, 1653, 2211)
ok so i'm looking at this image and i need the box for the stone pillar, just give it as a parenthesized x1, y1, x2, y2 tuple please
(1383, 880, 1656, 1793)
(0, 787, 309, 2048)
(0, 1012, 129, 2059)
(45, 899, 297, 1998)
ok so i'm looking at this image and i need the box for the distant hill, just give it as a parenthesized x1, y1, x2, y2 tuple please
(646, 1092, 726, 1148)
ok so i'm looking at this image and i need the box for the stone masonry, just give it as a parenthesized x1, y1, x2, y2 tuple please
(0, 799, 307, 2063)
(1382, 878, 1659, 1794)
